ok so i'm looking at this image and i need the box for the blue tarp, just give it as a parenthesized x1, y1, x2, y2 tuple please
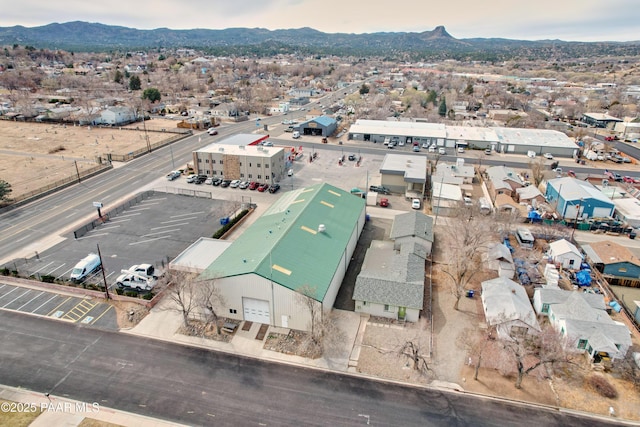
(575, 269, 592, 287)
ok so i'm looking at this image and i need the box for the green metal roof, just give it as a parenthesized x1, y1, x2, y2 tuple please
(199, 182, 365, 301)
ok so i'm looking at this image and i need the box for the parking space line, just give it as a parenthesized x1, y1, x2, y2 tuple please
(90, 305, 113, 325)
(107, 219, 131, 223)
(0, 286, 19, 301)
(156, 220, 191, 226)
(170, 212, 204, 218)
(47, 263, 66, 275)
(56, 268, 73, 281)
(115, 213, 142, 218)
(76, 232, 109, 240)
(63, 299, 99, 321)
(47, 296, 72, 316)
(141, 229, 179, 238)
(128, 207, 151, 211)
(29, 261, 55, 276)
(151, 223, 188, 229)
(31, 294, 59, 313)
(129, 236, 171, 246)
(16, 291, 45, 310)
(95, 225, 121, 231)
(0, 284, 7, 291)
(2, 289, 31, 308)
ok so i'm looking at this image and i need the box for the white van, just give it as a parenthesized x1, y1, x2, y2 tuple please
(70, 253, 101, 283)
(292, 131, 300, 139)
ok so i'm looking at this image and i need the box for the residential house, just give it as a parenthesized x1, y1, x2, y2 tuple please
(515, 185, 545, 207)
(485, 243, 515, 279)
(582, 240, 640, 286)
(547, 239, 583, 269)
(481, 277, 540, 340)
(533, 289, 631, 362)
(389, 211, 434, 257)
(486, 166, 524, 201)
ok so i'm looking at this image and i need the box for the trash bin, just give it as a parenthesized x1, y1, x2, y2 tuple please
(466, 290, 475, 298)
(630, 232, 636, 240)
(220, 217, 229, 225)
(365, 214, 370, 222)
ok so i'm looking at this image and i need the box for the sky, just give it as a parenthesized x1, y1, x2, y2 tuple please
(1, 0, 639, 42)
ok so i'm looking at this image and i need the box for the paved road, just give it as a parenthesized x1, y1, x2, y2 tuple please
(0, 310, 621, 427)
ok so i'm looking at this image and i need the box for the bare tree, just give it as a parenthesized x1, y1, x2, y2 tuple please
(441, 212, 496, 310)
(398, 339, 432, 375)
(296, 284, 322, 344)
(457, 327, 491, 381)
(200, 279, 226, 334)
(498, 324, 576, 389)
(162, 270, 200, 330)
(528, 157, 550, 188)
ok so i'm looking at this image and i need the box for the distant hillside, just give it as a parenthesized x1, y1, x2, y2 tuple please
(1, 21, 639, 60)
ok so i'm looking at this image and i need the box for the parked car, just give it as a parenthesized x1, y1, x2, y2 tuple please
(220, 179, 232, 188)
(115, 273, 154, 291)
(369, 185, 391, 195)
(348, 154, 357, 161)
(195, 175, 207, 184)
(238, 181, 250, 189)
(543, 153, 554, 159)
(207, 128, 218, 136)
(411, 199, 421, 210)
(166, 170, 181, 181)
(623, 176, 640, 184)
(211, 177, 222, 186)
(186, 174, 198, 183)
(438, 147, 446, 155)
(205, 177, 214, 185)
(262, 141, 274, 147)
(248, 181, 260, 190)
(379, 198, 389, 207)
(258, 183, 269, 192)
(229, 179, 241, 188)
(484, 148, 492, 155)
(457, 147, 465, 153)
(413, 146, 420, 152)
(268, 183, 281, 193)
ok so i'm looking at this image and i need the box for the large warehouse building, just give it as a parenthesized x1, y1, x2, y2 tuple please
(198, 183, 366, 331)
(347, 119, 579, 157)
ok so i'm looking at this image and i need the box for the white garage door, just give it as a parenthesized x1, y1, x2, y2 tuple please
(243, 297, 270, 324)
(592, 207, 612, 218)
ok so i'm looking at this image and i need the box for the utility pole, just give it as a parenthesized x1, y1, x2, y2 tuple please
(74, 161, 81, 183)
(96, 244, 110, 300)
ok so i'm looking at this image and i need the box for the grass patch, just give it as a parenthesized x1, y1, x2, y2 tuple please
(0, 399, 43, 427)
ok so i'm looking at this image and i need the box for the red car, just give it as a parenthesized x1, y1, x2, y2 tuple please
(248, 181, 260, 190)
(257, 183, 269, 192)
(379, 198, 389, 207)
(623, 176, 640, 184)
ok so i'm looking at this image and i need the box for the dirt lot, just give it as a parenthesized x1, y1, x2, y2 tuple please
(0, 118, 183, 199)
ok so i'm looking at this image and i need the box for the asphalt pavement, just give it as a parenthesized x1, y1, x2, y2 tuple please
(0, 310, 628, 427)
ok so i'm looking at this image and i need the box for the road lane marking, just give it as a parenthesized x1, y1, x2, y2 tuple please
(129, 236, 171, 246)
(31, 294, 59, 313)
(47, 296, 72, 316)
(152, 222, 188, 229)
(15, 234, 33, 243)
(2, 289, 31, 308)
(46, 263, 66, 275)
(113, 213, 142, 218)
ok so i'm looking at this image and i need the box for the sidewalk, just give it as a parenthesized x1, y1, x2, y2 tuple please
(0, 384, 187, 427)
(123, 297, 366, 372)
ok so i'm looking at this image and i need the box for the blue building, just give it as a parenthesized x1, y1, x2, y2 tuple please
(298, 115, 337, 137)
(583, 240, 640, 286)
(545, 177, 614, 219)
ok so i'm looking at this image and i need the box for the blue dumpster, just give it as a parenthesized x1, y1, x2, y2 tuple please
(220, 217, 229, 225)
(466, 290, 475, 298)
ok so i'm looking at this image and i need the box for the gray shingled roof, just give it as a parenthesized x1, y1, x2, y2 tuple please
(390, 211, 434, 242)
(352, 241, 424, 309)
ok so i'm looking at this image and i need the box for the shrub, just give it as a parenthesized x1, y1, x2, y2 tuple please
(41, 274, 56, 283)
(48, 145, 66, 154)
(124, 291, 138, 298)
(0, 267, 9, 276)
(142, 292, 154, 300)
(212, 209, 249, 239)
(587, 375, 618, 398)
(115, 288, 124, 295)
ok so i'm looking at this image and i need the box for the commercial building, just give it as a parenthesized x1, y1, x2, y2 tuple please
(193, 141, 285, 183)
(199, 183, 366, 331)
(545, 177, 615, 219)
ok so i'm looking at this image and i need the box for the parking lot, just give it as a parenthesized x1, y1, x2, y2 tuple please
(0, 283, 117, 329)
(5, 192, 238, 288)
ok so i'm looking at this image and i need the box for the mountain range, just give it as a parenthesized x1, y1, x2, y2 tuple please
(1, 21, 639, 60)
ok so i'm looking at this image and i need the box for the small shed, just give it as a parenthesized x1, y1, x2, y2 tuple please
(547, 239, 583, 269)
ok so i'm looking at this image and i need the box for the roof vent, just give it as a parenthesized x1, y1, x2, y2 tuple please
(318, 224, 326, 233)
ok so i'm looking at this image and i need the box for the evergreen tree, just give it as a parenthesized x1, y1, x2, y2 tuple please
(129, 75, 141, 91)
(438, 97, 447, 117)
